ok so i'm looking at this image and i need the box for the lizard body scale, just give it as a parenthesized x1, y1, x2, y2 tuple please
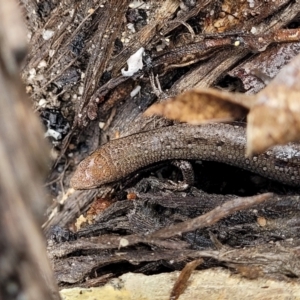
(71, 123, 300, 189)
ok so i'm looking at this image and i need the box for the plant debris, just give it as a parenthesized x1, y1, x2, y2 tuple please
(20, 0, 300, 294)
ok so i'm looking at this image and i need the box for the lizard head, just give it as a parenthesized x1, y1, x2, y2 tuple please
(70, 150, 115, 189)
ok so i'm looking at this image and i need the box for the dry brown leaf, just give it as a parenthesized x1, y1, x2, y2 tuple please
(247, 53, 300, 155)
(146, 53, 300, 155)
(144, 88, 250, 124)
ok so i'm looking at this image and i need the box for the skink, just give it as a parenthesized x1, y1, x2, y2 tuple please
(71, 123, 300, 189)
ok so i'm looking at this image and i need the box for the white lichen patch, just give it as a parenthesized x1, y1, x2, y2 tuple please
(44, 128, 62, 140)
(121, 47, 144, 77)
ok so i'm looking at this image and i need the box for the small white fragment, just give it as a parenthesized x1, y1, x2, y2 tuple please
(42, 29, 54, 40)
(29, 68, 36, 76)
(130, 85, 141, 97)
(127, 23, 136, 33)
(119, 238, 129, 249)
(156, 44, 165, 52)
(27, 32, 32, 41)
(38, 60, 47, 68)
(179, 2, 189, 11)
(129, 0, 146, 9)
(247, 0, 255, 8)
(57, 22, 63, 30)
(99, 122, 105, 129)
(49, 49, 55, 57)
(25, 85, 32, 94)
(78, 86, 84, 95)
(121, 47, 144, 77)
(45, 129, 62, 140)
(250, 26, 257, 34)
(38, 99, 47, 107)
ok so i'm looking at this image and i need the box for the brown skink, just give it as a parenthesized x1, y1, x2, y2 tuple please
(70, 123, 300, 189)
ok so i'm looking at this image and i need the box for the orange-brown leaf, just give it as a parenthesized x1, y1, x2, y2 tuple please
(145, 88, 250, 124)
(247, 53, 300, 155)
